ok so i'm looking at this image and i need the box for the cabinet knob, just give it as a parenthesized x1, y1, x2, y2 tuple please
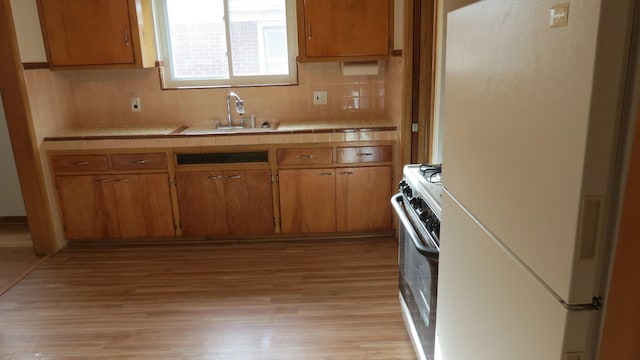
(307, 24, 312, 40)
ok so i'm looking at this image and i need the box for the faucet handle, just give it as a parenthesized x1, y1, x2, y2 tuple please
(236, 100, 245, 115)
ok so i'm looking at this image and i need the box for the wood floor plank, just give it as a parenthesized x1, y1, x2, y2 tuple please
(0, 238, 416, 359)
(0, 224, 45, 296)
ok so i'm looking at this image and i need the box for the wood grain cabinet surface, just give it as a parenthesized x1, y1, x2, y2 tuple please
(279, 166, 392, 234)
(176, 170, 274, 237)
(51, 154, 109, 172)
(276, 148, 333, 165)
(56, 174, 174, 239)
(337, 145, 392, 164)
(296, 0, 391, 62)
(36, 0, 156, 68)
(111, 153, 168, 170)
(336, 166, 392, 232)
(279, 168, 337, 233)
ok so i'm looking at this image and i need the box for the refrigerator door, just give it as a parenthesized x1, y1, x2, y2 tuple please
(442, 0, 632, 304)
(436, 192, 598, 360)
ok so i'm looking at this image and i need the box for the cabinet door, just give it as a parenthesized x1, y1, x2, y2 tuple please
(300, 0, 390, 59)
(176, 172, 228, 236)
(224, 170, 274, 235)
(336, 166, 392, 232)
(38, 0, 135, 66)
(279, 169, 336, 233)
(112, 174, 175, 238)
(56, 175, 119, 239)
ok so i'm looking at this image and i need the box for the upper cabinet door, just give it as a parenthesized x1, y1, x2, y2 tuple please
(37, 0, 137, 66)
(297, 0, 391, 61)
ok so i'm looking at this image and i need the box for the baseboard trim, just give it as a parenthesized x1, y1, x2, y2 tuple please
(0, 216, 28, 225)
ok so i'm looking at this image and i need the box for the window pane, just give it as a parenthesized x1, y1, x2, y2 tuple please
(228, 0, 289, 76)
(166, 0, 229, 79)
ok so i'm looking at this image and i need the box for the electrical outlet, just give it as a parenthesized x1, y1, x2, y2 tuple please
(130, 97, 142, 112)
(313, 91, 327, 105)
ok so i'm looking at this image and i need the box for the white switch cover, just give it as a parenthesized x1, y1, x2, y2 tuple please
(130, 97, 142, 112)
(549, 4, 569, 28)
(313, 91, 328, 105)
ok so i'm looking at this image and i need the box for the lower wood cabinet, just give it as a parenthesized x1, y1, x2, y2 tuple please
(336, 166, 392, 232)
(279, 166, 392, 233)
(176, 170, 274, 236)
(56, 173, 175, 239)
(279, 168, 337, 233)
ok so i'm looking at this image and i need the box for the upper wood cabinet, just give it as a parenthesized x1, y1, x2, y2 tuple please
(36, 0, 156, 68)
(296, 0, 392, 62)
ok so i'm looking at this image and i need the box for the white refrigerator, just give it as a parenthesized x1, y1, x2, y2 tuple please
(435, 1, 635, 359)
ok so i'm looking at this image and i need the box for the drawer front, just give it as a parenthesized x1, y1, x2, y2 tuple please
(51, 154, 109, 172)
(337, 146, 392, 163)
(111, 153, 168, 170)
(277, 148, 332, 165)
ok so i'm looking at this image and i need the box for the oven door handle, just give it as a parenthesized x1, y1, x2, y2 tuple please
(391, 193, 440, 260)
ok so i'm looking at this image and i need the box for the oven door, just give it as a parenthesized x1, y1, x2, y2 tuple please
(391, 193, 439, 360)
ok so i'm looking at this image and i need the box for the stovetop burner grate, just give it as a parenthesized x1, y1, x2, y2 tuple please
(419, 163, 442, 184)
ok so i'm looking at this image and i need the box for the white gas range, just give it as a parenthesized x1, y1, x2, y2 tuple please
(391, 164, 443, 360)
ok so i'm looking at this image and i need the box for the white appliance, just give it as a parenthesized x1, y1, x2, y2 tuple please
(435, 1, 635, 359)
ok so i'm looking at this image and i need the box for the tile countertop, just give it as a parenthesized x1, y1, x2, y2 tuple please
(43, 122, 397, 141)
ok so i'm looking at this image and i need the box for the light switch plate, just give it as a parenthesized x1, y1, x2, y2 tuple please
(549, 4, 569, 28)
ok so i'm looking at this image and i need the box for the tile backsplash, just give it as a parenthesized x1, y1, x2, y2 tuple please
(25, 60, 402, 134)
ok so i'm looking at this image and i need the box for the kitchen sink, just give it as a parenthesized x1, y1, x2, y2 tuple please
(178, 124, 277, 135)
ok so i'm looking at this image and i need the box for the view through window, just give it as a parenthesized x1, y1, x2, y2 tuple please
(155, 0, 297, 87)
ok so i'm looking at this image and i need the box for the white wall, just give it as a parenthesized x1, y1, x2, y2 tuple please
(10, 0, 47, 62)
(0, 94, 26, 216)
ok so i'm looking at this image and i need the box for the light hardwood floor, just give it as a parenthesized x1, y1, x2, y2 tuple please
(0, 237, 416, 359)
(0, 223, 45, 296)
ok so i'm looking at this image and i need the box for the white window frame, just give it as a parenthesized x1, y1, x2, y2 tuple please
(153, 0, 298, 88)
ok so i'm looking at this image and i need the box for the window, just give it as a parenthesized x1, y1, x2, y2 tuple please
(154, 0, 298, 88)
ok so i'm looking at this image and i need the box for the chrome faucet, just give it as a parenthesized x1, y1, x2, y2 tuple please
(225, 91, 245, 127)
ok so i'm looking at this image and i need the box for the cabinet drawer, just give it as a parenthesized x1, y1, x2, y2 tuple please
(51, 154, 109, 172)
(111, 153, 168, 170)
(277, 148, 332, 165)
(337, 146, 392, 163)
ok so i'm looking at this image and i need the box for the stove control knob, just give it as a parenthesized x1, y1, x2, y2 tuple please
(399, 180, 407, 191)
(403, 187, 412, 198)
(410, 197, 421, 209)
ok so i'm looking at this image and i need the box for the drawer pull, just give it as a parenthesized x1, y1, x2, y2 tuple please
(134, 160, 149, 165)
(207, 175, 224, 180)
(337, 171, 354, 176)
(95, 179, 111, 183)
(318, 172, 334, 177)
(114, 178, 129, 183)
(226, 175, 242, 180)
(357, 153, 373, 156)
(75, 161, 90, 166)
(296, 155, 314, 160)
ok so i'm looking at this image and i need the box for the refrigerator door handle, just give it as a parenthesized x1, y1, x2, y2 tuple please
(392, 193, 440, 259)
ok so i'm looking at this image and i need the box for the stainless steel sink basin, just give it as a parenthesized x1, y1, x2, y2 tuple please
(178, 125, 277, 135)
